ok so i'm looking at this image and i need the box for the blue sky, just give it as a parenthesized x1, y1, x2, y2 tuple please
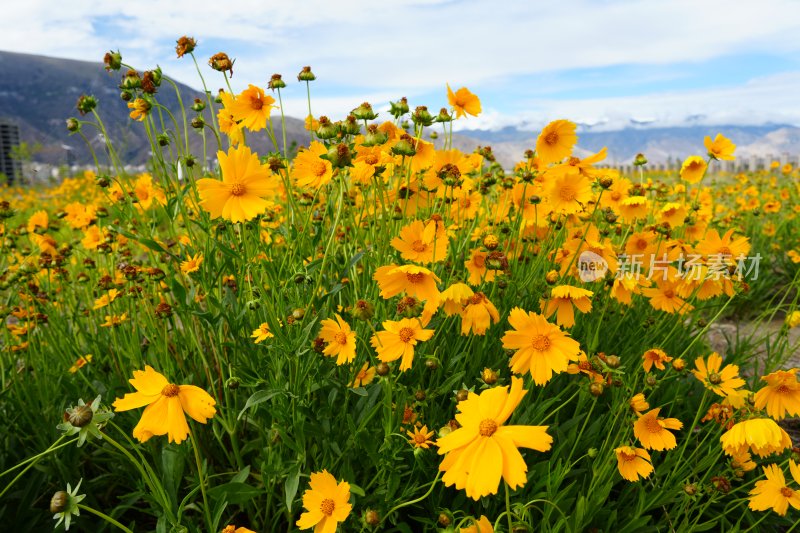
(2, 0, 800, 131)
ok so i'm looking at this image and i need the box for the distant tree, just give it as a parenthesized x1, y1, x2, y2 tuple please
(9, 142, 43, 163)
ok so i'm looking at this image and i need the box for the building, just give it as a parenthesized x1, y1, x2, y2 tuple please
(0, 119, 22, 184)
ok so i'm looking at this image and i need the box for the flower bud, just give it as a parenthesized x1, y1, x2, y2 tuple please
(362, 124, 388, 147)
(482, 234, 499, 251)
(424, 357, 439, 370)
(435, 107, 453, 123)
(191, 116, 205, 129)
(598, 175, 614, 189)
(351, 299, 374, 321)
(226, 377, 240, 390)
(66, 118, 80, 133)
(315, 116, 339, 140)
(605, 355, 620, 368)
(456, 389, 470, 402)
(352, 102, 378, 121)
(414, 390, 427, 402)
(411, 106, 434, 127)
(634, 153, 648, 166)
(209, 53, 234, 75)
(191, 98, 206, 112)
(103, 50, 122, 71)
(341, 115, 361, 136)
(50, 491, 68, 513)
(481, 368, 498, 385)
(391, 136, 417, 157)
(176, 36, 197, 58)
(268, 74, 286, 90)
(120, 69, 141, 90)
(375, 362, 390, 376)
(297, 66, 316, 81)
(364, 509, 380, 527)
(589, 382, 604, 397)
(389, 97, 409, 118)
(76, 95, 98, 116)
(67, 404, 94, 428)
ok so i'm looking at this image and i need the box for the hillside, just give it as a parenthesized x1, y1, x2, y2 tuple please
(0, 50, 309, 167)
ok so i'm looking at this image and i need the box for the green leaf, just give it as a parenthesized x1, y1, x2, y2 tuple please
(208, 482, 262, 505)
(284, 464, 301, 512)
(238, 389, 283, 420)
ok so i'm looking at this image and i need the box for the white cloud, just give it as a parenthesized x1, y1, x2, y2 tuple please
(2, 0, 800, 127)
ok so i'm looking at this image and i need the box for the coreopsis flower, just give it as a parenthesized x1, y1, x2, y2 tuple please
(658, 202, 688, 228)
(788, 311, 800, 328)
(535, 120, 577, 165)
(180, 253, 203, 274)
(27, 210, 48, 233)
(633, 408, 682, 451)
(112, 365, 216, 444)
(93, 288, 120, 310)
(630, 393, 650, 413)
(540, 285, 593, 328)
(68, 354, 93, 373)
(692, 352, 746, 399)
(370, 317, 434, 371)
(754, 369, 800, 420)
(439, 282, 474, 316)
(373, 264, 441, 303)
(614, 446, 654, 482)
(81, 225, 104, 250)
(544, 171, 592, 215)
(196, 145, 278, 223)
(501, 308, 581, 386)
(251, 323, 274, 343)
(642, 348, 672, 373)
(460, 292, 499, 335)
(642, 279, 694, 314)
(446, 84, 481, 119)
(464, 249, 501, 286)
(695, 229, 751, 266)
(748, 462, 800, 516)
(618, 195, 649, 221)
(408, 425, 435, 449)
(390, 219, 448, 263)
(292, 141, 333, 189)
(319, 314, 357, 365)
(460, 516, 493, 533)
(566, 351, 604, 383)
(56, 395, 113, 447)
(349, 362, 376, 388)
(704, 133, 736, 161)
(680, 156, 708, 184)
(296, 470, 352, 532)
(128, 98, 151, 121)
(437, 377, 553, 500)
(720, 418, 792, 457)
(51, 479, 86, 531)
(731, 451, 757, 473)
(228, 84, 275, 132)
(101, 313, 128, 328)
(217, 90, 244, 146)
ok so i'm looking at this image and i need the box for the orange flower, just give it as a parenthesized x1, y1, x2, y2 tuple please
(680, 156, 707, 184)
(633, 408, 682, 451)
(373, 264, 441, 304)
(754, 369, 800, 420)
(446, 84, 482, 119)
(615, 446, 653, 482)
(391, 219, 448, 263)
(293, 141, 333, 189)
(460, 292, 500, 335)
(540, 285, 593, 328)
(642, 348, 672, 373)
(228, 84, 276, 132)
(319, 314, 356, 365)
(704, 133, 736, 161)
(370, 317, 434, 371)
(535, 120, 577, 165)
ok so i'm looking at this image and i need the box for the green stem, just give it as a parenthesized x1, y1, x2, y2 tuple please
(190, 427, 214, 532)
(77, 504, 134, 533)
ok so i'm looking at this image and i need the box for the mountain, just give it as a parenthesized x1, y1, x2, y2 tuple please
(456, 124, 800, 165)
(0, 50, 309, 167)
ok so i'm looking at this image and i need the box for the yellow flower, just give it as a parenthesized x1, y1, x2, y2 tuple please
(614, 446, 654, 482)
(180, 253, 203, 274)
(437, 377, 552, 500)
(101, 313, 128, 328)
(540, 285, 593, 328)
(720, 418, 792, 458)
(319, 314, 357, 365)
(787, 311, 800, 328)
(196, 145, 279, 223)
(251, 323, 274, 343)
(633, 408, 682, 451)
(704, 133, 736, 161)
(390, 219, 448, 264)
(296, 470, 352, 532)
(217, 90, 244, 146)
(349, 362, 376, 388)
(460, 292, 500, 336)
(407, 425, 435, 449)
(748, 462, 800, 516)
(228, 84, 276, 132)
(113, 365, 216, 444)
(501, 308, 581, 386)
(127, 98, 151, 121)
(439, 282, 474, 316)
(680, 156, 708, 184)
(460, 515, 493, 533)
(535, 120, 577, 165)
(293, 141, 333, 189)
(373, 264, 441, 304)
(754, 369, 800, 420)
(446, 84, 482, 119)
(692, 352, 746, 398)
(370, 317, 434, 371)
(641, 348, 672, 373)
(629, 393, 650, 413)
(68, 354, 93, 373)
(544, 171, 592, 215)
(27, 210, 48, 233)
(93, 289, 120, 310)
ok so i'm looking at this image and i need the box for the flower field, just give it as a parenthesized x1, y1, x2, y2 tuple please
(2, 40, 800, 532)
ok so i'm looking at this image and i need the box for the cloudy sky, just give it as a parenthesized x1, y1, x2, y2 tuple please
(2, 0, 800, 131)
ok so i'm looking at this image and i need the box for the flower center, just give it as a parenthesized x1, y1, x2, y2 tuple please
(531, 334, 551, 352)
(251, 97, 263, 110)
(619, 450, 636, 462)
(398, 327, 414, 343)
(414, 433, 427, 444)
(320, 498, 335, 516)
(611, 191, 621, 200)
(645, 416, 663, 434)
(411, 240, 427, 252)
(313, 161, 328, 178)
(717, 246, 732, 258)
(365, 154, 378, 165)
(468, 292, 485, 305)
(708, 373, 722, 385)
(162, 384, 180, 397)
(479, 418, 498, 437)
(230, 183, 246, 196)
(559, 185, 576, 202)
(780, 487, 793, 497)
(663, 289, 675, 299)
(545, 131, 559, 146)
(776, 385, 789, 394)
(406, 272, 424, 284)
(334, 332, 348, 345)
(636, 239, 649, 250)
